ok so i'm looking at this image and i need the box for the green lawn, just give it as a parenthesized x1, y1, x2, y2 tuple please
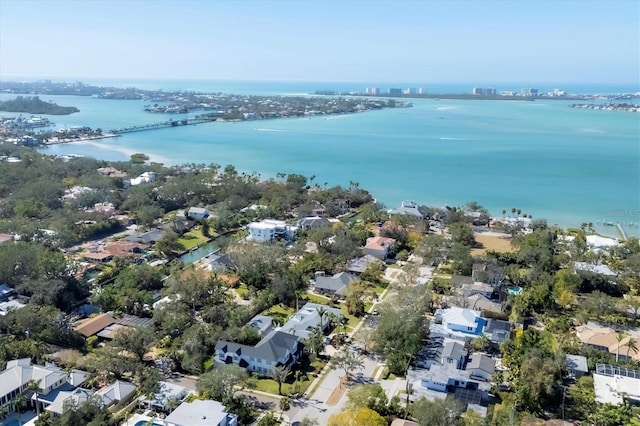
(303, 293, 331, 305)
(339, 304, 362, 329)
(372, 283, 388, 296)
(236, 284, 250, 298)
(248, 357, 327, 396)
(261, 304, 295, 325)
(177, 228, 210, 250)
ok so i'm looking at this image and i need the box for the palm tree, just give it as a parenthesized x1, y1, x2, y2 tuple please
(316, 306, 328, 331)
(626, 337, 638, 360)
(27, 380, 41, 418)
(14, 393, 27, 426)
(271, 366, 290, 395)
(616, 331, 627, 362)
(511, 208, 516, 217)
(502, 209, 506, 219)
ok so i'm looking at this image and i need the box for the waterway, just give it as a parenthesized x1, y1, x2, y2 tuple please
(178, 240, 219, 265)
(1, 80, 638, 237)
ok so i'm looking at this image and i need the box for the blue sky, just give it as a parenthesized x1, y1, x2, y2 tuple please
(1, 0, 638, 83)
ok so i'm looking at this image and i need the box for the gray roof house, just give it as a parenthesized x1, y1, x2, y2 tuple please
(566, 354, 588, 379)
(314, 272, 357, 296)
(125, 228, 165, 244)
(483, 319, 513, 343)
(247, 314, 274, 336)
(214, 330, 302, 376)
(279, 302, 342, 339)
(442, 342, 467, 369)
(0, 283, 14, 302)
(346, 254, 383, 274)
(296, 216, 331, 230)
(165, 399, 238, 426)
(466, 354, 496, 382)
(94, 380, 136, 407)
(388, 201, 424, 218)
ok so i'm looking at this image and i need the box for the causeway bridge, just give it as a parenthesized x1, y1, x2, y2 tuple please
(111, 114, 217, 135)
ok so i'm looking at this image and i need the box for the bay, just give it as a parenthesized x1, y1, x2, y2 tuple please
(1, 82, 638, 238)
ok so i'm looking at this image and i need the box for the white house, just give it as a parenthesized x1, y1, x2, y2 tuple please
(0, 358, 88, 415)
(388, 200, 423, 218)
(247, 219, 298, 242)
(593, 364, 640, 405)
(278, 302, 342, 339)
(164, 399, 238, 426)
(436, 308, 487, 338)
(129, 171, 156, 186)
(187, 207, 210, 220)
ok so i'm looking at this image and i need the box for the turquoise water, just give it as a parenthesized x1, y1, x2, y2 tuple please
(1, 83, 638, 237)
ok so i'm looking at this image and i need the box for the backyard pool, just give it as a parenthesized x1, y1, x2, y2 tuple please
(134, 421, 163, 426)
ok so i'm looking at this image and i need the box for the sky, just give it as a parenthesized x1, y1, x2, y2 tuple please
(1, 0, 639, 84)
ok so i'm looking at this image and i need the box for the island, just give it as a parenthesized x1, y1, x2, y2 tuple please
(0, 96, 79, 115)
(569, 102, 639, 112)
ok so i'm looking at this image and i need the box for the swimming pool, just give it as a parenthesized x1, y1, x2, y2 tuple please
(133, 421, 163, 426)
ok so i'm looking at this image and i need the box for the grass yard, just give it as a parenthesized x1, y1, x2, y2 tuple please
(261, 304, 295, 325)
(235, 283, 250, 298)
(177, 228, 210, 251)
(303, 293, 331, 305)
(471, 233, 516, 256)
(339, 304, 362, 329)
(372, 283, 388, 296)
(249, 356, 327, 396)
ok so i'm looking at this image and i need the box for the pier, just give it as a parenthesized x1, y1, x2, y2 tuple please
(111, 115, 217, 135)
(617, 223, 628, 241)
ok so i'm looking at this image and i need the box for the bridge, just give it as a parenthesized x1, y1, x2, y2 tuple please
(111, 114, 217, 135)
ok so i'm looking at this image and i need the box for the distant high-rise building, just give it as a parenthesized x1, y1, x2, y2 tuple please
(418, 88, 427, 95)
(388, 88, 402, 96)
(404, 88, 419, 95)
(472, 87, 496, 95)
(521, 87, 538, 96)
(371, 87, 380, 95)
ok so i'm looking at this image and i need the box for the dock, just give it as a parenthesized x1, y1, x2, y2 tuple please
(616, 223, 628, 241)
(111, 114, 217, 135)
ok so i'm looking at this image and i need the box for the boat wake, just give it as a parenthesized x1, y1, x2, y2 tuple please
(436, 106, 458, 111)
(439, 137, 472, 141)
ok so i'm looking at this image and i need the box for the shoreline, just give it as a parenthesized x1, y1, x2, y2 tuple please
(41, 133, 120, 145)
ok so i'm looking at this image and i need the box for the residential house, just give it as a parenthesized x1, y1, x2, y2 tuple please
(313, 272, 357, 296)
(247, 314, 274, 336)
(246, 219, 297, 241)
(164, 399, 238, 426)
(566, 354, 588, 379)
(574, 262, 617, 277)
(0, 358, 87, 415)
(310, 203, 327, 217)
(129, 171, 156, 186)
(0, 299, 25, 316)
(279, 302, 342, 339)
(187, 207, 210, 220)
(388, 200, 424, 219)
(125, 228, 166, 244)
(442, 342, 467, 369)
(0, 284, 15, 302)
(46, 380, 135, 417)
(296, 216, 331, 230)
(451, 275, 474, 289)
(437, 308, 487, 338)
(483, 319, 513, 343)
(586, 235, 620, 250)
(202, 253, 233, 272)
(0, 233, 14, 244)
(364, 236, 396, 260)
(214, 330, 302, 376)
(139, 381, 190, 412)
(576, 323, 640, 361)
(329, 199, 349, 215)
(74, 313, 116, 339)
(471, 263, 504, 286)
(466, 354, 496, 382)
(593, 364, 640, 405)
(346, 254, 383, 275)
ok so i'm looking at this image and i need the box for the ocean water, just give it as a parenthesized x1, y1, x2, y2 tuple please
(1, 81, 638, 237)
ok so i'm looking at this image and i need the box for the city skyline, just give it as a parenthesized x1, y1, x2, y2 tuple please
(1, 0, 639, 84)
